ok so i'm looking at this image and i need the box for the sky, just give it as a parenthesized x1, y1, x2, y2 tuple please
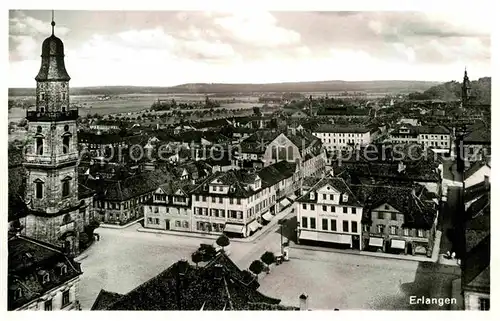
(8, 10, 491, 87)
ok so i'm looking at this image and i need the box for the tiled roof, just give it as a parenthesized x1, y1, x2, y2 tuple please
(191, 119, 231, 129)
(340, 159, 440, 182)
(464, 161, 489, 181)
(297, 177, 362, 207)
(91, 290, 123, 310)
(240, 130, 281, 154)
(93, 252, 285, 310)
(462, 235, 490, 293)
(8, 234, 82, 310)
(464, 181, 489, 204)
(257, 161, 297, 188)
(86, 169, 172, 201)
(417, 125, 449, 135)
(350, 183, 437, 229)
(464, 126, 490, 144)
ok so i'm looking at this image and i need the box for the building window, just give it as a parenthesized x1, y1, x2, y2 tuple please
(417, 229, 425, 237)
(330, 206, 335, 212)
(42, 273, 50, 284)
(62, 180, 70, 197)
(322, 218, 328, 230)
(62, 289, 70, 307)
(310, 218, 316, 229)
(202, 196, 206, 202)
(377, 212, 384, 219)
(183, 221, 189, 228)
(310, 204, 315, 210)
(390, 226, 397, 235)
(35, 181, 44, 199)
(302, 204, 307, 210)
(147, 217, 152, 224)
(230, 198, 234, 204)
(301, 217, 308, 228)
(377, 225, 385, 234)
(219, 186, 223, 191)
(479, 298, 490, 311)
(384, 205, 390, 210)
(391, 212, 397, 221)
(63, 136, 70, 154)
(351, 221, 358, 233)
(154, 206, 159, 213)
(343, 207, 348, 214)
(212, 197, 216, 203)
(44, 299, 52, 311)
(212, 186, 217, 191)
(175, 220, 181, 227)
(36, 137, 44, 155)
(351, 208, 356, 214)
(330, 219, 337, 231)
(236, 198, 241, 205)
(403, 228, 409, 236)
(329, 194, 334, 200)
(363, 225, 369, 232)
(219, 197, 223, 204)
(322, 205, 327, 212)
(322, 194, 327, 200)
(342, 220, 349, 232)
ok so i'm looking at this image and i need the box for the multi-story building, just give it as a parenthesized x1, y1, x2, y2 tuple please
(8, 233, 83, 311)
(417, 125, 451, 150)
(353, 184, 439, 257)
(237, 129, 325, 178)
(312, 124, 375, 151)
(296, 177, 364, 249)
(190, 161, 298, 237)
(143, 180, 194, 231)
(389, 124, 451, 150)
(84, 169, 171, 224)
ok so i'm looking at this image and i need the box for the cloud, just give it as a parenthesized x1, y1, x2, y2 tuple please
(9, 11, 70, 37)
(214, 12, 301, 47)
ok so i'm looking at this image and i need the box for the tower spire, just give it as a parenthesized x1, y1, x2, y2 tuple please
(51, 10, 55, 35)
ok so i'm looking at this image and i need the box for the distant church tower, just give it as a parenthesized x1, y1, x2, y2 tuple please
(22, 13, 83, 256)
(461, 67, 472, 107)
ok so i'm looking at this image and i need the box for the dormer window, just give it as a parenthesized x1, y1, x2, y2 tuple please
(40, 93, 45, 100)
(57, 262, 68, 276)
(13, 288, 22, 300)
(38, 270, 50, 284)
(342, 194, 348, 202)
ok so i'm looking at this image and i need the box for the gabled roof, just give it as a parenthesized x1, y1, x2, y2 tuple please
(314, 124, 371, 134)
(297, 177, 362, 207)
(350, 183, 437, 229)
(86, 169, 172, 201)
(8, 234, 83, 310)
(462, 235, 490, 294)
(257, 161, 297, 188)
(92, 252, 288, 310)
(464, 161, 490, 181)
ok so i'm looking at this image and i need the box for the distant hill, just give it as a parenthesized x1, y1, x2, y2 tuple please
(9, 80, 439, 97)
(409, 77, 491, 105)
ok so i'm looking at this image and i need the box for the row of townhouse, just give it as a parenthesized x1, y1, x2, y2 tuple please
(295, 177, 439, 257)
(388, 124, 451, 150)
(312, 124, 377, 151)
(143, 161, 300, 238)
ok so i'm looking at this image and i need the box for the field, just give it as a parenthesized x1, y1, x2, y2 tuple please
(8, 93, 263, 123)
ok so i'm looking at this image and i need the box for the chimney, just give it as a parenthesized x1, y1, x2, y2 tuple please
(299, 293, 309, 311)
(484, 175, 490, 189)
(397, 161, 406, 173)
(213, 263, 224, 280)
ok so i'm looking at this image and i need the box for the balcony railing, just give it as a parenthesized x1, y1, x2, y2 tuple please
(26, 110, 78, 122)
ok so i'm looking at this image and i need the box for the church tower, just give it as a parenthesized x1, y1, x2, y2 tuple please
(22, 13, 82, 256)
(461, 67, 472, 107)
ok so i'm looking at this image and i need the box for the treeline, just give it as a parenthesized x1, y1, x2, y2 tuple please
(408, 77, 491, 104)
(150, 98, 221, 111)
(9, 80, 439, 97)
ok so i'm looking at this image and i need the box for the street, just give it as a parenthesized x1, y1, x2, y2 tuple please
(78, 211, 460, 310)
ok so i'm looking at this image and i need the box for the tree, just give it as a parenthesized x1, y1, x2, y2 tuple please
(198, 244, 217, 261)
(191, 251, 203, 268)
(216, 234, 230, 251)
(249, 260, 264, 276)
(260, 251, 275, 270)
(253, 106, 262, 117)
